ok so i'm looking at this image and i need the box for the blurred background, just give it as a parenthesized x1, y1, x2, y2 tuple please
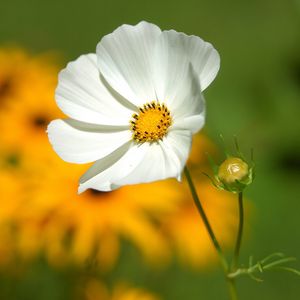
(0, 0, 299, 299)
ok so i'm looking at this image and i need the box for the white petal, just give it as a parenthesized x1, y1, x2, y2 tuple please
(47, 119, 132, 164)
(114, 142, 179, 186)
(96, 21, 161, 106)
(152, 33, 205, 132)
(171, 63, 205, 119)
(56, 53, 134, 125)
(152, 33, 205, 112)
(161, 129, 192, 179)
(115, 129, 192, 186)
(79, 142, 148, 192)
(171, 114, 205, 134)
(159, 30, 220, 91)
(169, 64, 206, 134)
(78, 129, 192, 192)
(152, 30, 190, 105)
(184, 34, 220, 91)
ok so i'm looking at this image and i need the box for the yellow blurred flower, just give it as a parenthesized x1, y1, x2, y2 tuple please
(84, 280, 159, 300)
(15, 157, 183, 270)
(0, 47, 63, 157)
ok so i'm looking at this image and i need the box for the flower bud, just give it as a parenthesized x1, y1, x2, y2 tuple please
(216, 157, 253, 193)
(204, 138, 255, 193)
(218, 157, 249, 184)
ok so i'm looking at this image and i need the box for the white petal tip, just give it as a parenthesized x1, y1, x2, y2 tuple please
(78, 182, 117, 193)
(78, 185, 86, 194)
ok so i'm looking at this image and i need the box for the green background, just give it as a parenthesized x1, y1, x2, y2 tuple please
(1, 0, 300, 299)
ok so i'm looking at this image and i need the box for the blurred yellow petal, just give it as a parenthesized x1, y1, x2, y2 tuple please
(84, 280, 159, 300)
(112, 283, 159, 300)
(117, 212, 170, 265)
(0, 170, 24, 222)
(96, 232, 120, 272)
(17, 223, 42, 260)
(71, 221, 97, 264)
(85, 279, 110, 300)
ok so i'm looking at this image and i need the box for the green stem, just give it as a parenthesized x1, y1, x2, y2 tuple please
(184, 166, 238, 300)
(228, 279, 238, 300)
(232, 192, 244, 270)
(184, 167, 227, 271)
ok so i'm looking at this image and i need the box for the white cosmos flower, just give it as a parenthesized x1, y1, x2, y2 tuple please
(47, 21, 220, 193)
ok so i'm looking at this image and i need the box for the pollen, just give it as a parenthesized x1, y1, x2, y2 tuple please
(130, 101, 172, 143)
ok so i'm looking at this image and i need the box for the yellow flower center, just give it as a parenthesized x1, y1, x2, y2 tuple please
(130, 101, 172, 143)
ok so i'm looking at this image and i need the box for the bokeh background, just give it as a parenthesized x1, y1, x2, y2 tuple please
(1, 0, 300, 299)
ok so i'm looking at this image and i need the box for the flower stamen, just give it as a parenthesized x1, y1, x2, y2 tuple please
(130, 101, 172, 143)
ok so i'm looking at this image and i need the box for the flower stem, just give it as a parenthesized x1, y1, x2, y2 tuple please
(232, 192, 244, 270)
(184, 167, 227, 271)
(227, 278, 238, 300)
(184, 166, 238, 300)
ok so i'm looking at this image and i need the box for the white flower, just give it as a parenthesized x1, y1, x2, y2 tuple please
(47, 21, 220, 193)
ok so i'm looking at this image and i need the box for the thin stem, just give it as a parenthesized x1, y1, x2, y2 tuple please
(184, 166, 228, 272)
(227, 279, 238, 300)
(184, 167, 239, 300)
(232, 192, 244, 270)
